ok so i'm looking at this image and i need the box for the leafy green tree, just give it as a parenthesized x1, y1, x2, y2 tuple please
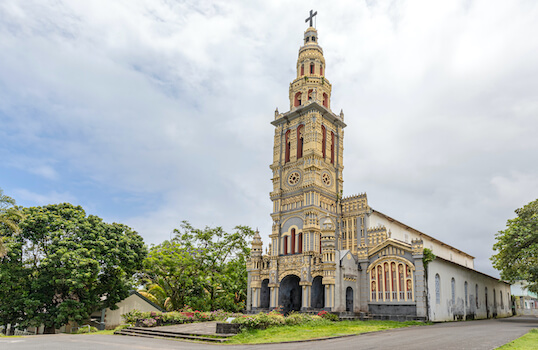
(142, 221, 254, 312)
(492, 198, 538, 293)
(0, 203, 146, 333)
(142, 240, 203, 311)
(0, 188, 24, 257)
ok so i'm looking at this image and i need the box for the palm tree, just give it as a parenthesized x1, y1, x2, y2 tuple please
(138, 280, 174, 311)
(0, 188, 23, 257)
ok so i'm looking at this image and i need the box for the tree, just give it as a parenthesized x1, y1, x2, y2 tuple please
(0, 188, 24, 257)
(0, 203, 147, 333)
(492, 198, 538, 293)
(142, 221, 254, 312)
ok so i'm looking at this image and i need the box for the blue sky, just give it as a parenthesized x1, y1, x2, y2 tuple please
(1, 0, 538, 277)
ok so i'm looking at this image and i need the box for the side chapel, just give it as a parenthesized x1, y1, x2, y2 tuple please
(246, 12, 511, 322)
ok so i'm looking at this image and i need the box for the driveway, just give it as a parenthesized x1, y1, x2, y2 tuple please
(1, 316, 536, 350)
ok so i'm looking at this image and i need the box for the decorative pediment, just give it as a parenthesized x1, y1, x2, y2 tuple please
(340, 249, 357, 264)
(368, 238, 412, 258)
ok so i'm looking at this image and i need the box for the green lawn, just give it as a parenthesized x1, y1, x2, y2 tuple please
(497, 329, 538, 349)
(227, 320, 428, 344)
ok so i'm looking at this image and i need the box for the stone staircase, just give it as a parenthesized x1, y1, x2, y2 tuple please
(114, 325, 235, 343)
(369, 314, 427, 322)
(336, 311, 371, 321)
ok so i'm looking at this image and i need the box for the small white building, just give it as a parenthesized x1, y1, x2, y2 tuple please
(91, 291, 164, 329)
(511, 280, 538, 316)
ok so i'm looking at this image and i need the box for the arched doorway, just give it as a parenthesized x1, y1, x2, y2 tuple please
(346, 287, 354, 312)
(311, 276, 325, 309)
(279, 275, 301, 314)
(260, 279, 270, 309)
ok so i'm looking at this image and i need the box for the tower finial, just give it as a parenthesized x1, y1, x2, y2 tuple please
(305, 9, 317, 27)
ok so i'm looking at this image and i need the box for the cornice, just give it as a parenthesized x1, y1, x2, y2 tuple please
(271, 102, 346, 128)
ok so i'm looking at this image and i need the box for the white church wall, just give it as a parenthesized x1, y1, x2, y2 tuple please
(369, 211, 474, 269)
(427, 258, 511, 322)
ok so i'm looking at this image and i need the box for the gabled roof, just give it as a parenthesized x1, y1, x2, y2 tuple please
(372, 209, 475, 260)
(129, 291, 165, 312)
(433, 256, 509, 285)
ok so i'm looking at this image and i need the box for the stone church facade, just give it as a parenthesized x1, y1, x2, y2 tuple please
(246, 22, 511, 322)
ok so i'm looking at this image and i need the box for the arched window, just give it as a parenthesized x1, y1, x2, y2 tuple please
(399, 264, 405, 299)
(297, 125, 304, 159)
(308, 89, 313, 100)
(391, 262, 397, 300)
(310, 63, 314, 74)
(285, 130, 291, 163)
(283, 236, 288, 255)
(476, 284, 479, 308)
(463, 281, 468, 308)
(291, 228, 296, 254)
(294, 92, 302, 107)
(323, 93, 328, 107)
(330, 132, 335, 164)
(320, 64, 323, 76)
(301, 64, 304, 76)
(451, 278, 456, 304)
(435, 274, 441, 304)
(384, 263, 390, 300)
(298, 232, 302, 254)
(500, 291, 504, 309)
(321, 125, 326, 159)
(494, 288, 497, 308)
(377, 265, 383, 300)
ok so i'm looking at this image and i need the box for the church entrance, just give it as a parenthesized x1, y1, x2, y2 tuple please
(279, 275, 301, 314)
(260, 279, 270, 309)
(346, 287, 354, 312)
(311, 276, 325, 309)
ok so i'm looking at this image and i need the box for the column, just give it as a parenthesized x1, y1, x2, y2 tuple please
(300, 282, 312, 310)
(252, 288, 258, 309)
(358, 260, 369, 312)
(269, 283, 279, 308)
(413, 254, 427, 318)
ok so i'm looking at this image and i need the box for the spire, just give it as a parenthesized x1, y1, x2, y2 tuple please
(251, 229, 263, 258)
(289, 18, 332, 111)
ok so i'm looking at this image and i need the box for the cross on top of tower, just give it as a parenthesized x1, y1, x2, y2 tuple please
(305, 9, 317, 27)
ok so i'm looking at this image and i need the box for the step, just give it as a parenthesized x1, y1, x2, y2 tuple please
(128, 326, 235, 337)
(115, 328, 230, 343)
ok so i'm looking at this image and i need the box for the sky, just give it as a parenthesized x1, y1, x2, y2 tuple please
(1, 0, 537, 277)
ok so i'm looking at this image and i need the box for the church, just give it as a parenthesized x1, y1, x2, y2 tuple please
(246, 13, 511, 322)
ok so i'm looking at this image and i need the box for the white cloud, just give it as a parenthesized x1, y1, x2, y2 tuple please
(13, 188, 77, 206)
(1, 0, 537, 278)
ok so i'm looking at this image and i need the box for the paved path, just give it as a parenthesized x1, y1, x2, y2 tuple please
(155, 321, 220, 335)
(1, 316, 536, 350)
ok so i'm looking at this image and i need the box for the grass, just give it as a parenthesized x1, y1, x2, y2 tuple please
(497, 329, 538, 349)
(227, 320, 428, 344)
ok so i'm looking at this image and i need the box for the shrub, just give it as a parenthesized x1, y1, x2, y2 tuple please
(161, 311, 187, 324)
(141, 318, 157, 327)
(74, 326, 98, 334)
(317, 310, 339, 321)
(231, 312, 286, 330)
(122, 310, 151, 324)
(284, 311, 312, 325)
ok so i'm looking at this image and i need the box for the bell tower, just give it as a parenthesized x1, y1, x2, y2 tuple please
(269, 20, 346, 266)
